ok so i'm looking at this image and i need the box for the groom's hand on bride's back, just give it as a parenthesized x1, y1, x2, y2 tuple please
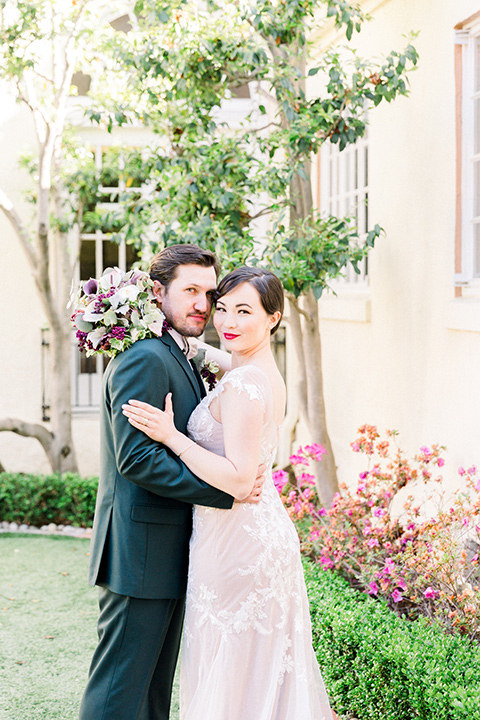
(235, 463, 266, 505)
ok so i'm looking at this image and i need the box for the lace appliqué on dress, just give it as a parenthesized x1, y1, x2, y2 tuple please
(180, 363, 333, 720)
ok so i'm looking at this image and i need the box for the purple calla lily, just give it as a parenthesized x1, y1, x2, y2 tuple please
(84, 278, 98, 295)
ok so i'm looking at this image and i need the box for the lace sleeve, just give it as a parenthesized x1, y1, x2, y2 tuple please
(216, 365, 271, 414)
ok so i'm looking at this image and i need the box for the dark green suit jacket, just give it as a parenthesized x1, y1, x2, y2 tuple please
(88, 333, 233, 599)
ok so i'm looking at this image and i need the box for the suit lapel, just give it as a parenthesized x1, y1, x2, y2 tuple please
(159, 333, 202, 403)
(191, 358, 207, 399)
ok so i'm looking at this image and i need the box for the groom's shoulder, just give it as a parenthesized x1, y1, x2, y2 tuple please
(126, 337, 166, 359)
(107, 338, 167, 376)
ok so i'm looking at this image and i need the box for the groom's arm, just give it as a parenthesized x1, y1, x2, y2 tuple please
(107, 340, 234, 509)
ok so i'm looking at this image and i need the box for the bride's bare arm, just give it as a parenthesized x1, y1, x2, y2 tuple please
(122, 387, 263, 500)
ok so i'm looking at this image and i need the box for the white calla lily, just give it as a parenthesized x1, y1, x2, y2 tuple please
(87, 327, 108, 349)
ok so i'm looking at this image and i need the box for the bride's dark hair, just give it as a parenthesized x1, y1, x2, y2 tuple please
(216, 266, 284, 335)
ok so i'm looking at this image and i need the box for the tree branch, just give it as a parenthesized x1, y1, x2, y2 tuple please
(0, 418, 60, 472)
(0, 418, 53, 450)
(249, 202, 287, 221)
(285, 292, 309, 319)
(244, 120, 282, 134)
(0, 188, 36, 266)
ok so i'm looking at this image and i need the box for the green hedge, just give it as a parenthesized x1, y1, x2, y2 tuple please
(2, 474, 480, 719)
(304, 560, 480, 720)
(0, 472, 98, 527)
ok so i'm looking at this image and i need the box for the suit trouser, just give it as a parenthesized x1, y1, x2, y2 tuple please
(79, 587, 185, 720)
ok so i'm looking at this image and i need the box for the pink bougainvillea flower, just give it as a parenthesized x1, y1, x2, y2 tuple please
(384, 558, 396, 575)
(368, 582, 379, 596)
(391, 589, 403, 603)
(458, 467, 466, 476)
(437, 458, 445, 467)
(423, 587, 437, 599)
(304, 443, 327, 461)
(359, 471, 368, 480)
(289, 453, 306, 466)
(272, 469, 288, 492)
(367, 538, 380, 548)
(351, 442, 360, 452)
(320, 556, 334, 570)
(300, 472, 316, 486)
(468, 465, 477, 474)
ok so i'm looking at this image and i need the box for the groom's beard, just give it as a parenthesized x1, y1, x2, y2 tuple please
(167, 312, 209, 338)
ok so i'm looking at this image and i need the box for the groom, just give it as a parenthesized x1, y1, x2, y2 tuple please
(79, 244, 263, 720)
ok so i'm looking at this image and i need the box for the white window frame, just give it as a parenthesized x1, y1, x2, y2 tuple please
(456, 18, 480, 294)
(319, 129, 370, 291)
(72, 145, 141, 413)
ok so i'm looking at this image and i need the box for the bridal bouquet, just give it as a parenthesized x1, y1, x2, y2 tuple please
(71, 267, 166, 359)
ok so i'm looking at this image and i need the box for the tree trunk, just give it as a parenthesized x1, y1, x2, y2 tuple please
(288, 169, 339, 503)
(301, 290, 339, 506)
(48, 321, 78, 473)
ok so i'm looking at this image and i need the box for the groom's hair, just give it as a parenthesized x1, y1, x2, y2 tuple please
(149, 244, 220, 288)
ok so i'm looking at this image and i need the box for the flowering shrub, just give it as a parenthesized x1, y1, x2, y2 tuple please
(274, 427, 480, 641)
(70, 267, 166, 358)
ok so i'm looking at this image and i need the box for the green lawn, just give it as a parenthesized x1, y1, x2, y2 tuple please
(0, 534, 180, 720)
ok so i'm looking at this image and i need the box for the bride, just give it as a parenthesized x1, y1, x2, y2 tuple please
(122, 266, 333, 720)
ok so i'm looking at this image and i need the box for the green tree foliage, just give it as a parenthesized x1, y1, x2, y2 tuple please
(90, 0, 417, 502)
(0, 1, 121, 472)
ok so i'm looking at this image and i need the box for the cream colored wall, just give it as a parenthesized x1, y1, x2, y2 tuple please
(310, 0, 480, 489)
(2, 1, 480, 485)
(0, 86, 50, 474)
(0, 88, 104, 476)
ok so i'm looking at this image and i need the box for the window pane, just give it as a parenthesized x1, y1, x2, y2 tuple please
(203, 318, 221, 349)
(475, 98, 480, 155)
(475, 161, 480, 217)
(272, 326, 286, 380)
(475, 223, 480, 277)
(320, 130, 369, 282)
(103, 240, 119, 270)
(475, 39, 480, 93)
(80, 354, 97, 375)
(80, 240, 96, 280)
(126, 243, 140, 270)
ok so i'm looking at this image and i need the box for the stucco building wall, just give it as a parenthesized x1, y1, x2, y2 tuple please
(310, 0, 480, 488)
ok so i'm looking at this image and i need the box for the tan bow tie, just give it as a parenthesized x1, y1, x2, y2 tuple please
(168, 328, 198, 362)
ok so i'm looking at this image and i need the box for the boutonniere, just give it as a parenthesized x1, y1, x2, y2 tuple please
(191, 349, 220, 391)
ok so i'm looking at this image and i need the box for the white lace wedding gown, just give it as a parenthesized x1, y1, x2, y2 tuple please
(180, 365, 333, 720)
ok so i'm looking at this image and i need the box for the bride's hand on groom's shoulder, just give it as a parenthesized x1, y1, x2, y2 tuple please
(122, 395, 176, 445)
